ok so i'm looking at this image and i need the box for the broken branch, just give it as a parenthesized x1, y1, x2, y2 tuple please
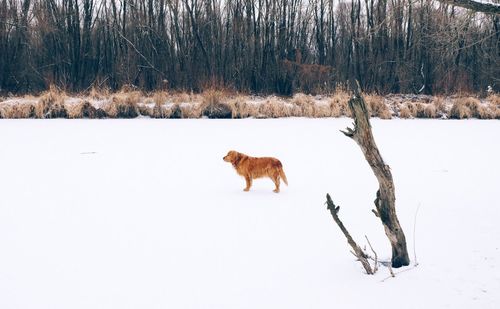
(326, 194, 374, 275)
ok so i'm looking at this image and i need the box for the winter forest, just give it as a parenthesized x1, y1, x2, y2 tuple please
(1, 0, 499, 95)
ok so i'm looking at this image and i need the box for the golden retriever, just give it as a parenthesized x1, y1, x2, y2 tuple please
(223, 150, 288, 193)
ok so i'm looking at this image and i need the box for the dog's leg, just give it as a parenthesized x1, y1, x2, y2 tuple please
(272, 174, 280, 193)
(244, 176, 252, 191)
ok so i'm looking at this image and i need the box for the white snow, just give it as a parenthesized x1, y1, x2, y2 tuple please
(476, 0, 500, 6)
(0, 118, 499, 309)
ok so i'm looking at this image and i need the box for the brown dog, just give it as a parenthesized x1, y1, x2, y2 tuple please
(223, 150, 288, 193)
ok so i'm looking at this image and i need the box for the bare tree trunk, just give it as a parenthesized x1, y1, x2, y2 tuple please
(341, 80, 410, 268)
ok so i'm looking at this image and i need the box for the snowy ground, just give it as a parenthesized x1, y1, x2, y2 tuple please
(0, 119, 499, 309)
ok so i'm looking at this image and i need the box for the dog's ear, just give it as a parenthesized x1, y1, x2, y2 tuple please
(233, 152, 242, 165)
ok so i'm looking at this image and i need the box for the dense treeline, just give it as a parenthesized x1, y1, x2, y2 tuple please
(0, 0, 499, 95)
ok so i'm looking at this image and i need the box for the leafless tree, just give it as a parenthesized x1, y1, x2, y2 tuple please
(0, 0, 498, 94)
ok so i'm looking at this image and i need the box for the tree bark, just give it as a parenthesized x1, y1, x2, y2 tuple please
(341, 80, 410, 268)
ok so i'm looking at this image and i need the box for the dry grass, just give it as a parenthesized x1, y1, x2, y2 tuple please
(494, 107, 500, 119)
(329, 91, 350, 117)
(103, 90, 142, 118)
(37, 86, 68, 118)
(448, 97, 489, 119)
(289, 92, 349, 118)
(449, 99, 472, 119)
(138, 104, 152, 117)
(139, 90, 183, 118)
(399, 105, 413, 119)
(461, 97, 481, 118)
(329, 100, 342, 117)
(405, 102, 417, 117)
(366, 94, 391, 119)
(0, 103, 37, 118)
(89, 86, 110, 100)
(149, 91, 169, 118)
(423, 104, 437, 118)
(1, 89, 499, 119)
(487, 94, 500, 106)
(171, 92, 196, 104)
(292, 93, 315, 117)
(432, 97, 446, 115)
(179, 103, 201, 118)
(485, 95, 500, 119)
(479, 106, 495, 119)
(153, 91, 168, 105)
(230, 96, 260, 118)
(477, 106, 494, 119)
(258, 97, 292, 118)
(67, 100, 107, 119)
(315, 103, 334, 117)
(168, 104, 183, 118)
(414, 103, 426, 118)
(66, 101, 84, 119)
(198, 90, 233, 118)
(151, 104, 168, 118)
(402, 103, 437, 119)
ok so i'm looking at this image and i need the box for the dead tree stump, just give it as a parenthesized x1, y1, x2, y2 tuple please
(340, 80, 410, 268)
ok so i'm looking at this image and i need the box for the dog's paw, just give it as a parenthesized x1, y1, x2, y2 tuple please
(243, 188, 250, 192)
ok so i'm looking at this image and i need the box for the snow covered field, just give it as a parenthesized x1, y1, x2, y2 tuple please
(0, 119, 499, 309)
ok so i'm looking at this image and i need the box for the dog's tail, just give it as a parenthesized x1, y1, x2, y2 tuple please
(279, 167, 288, 186)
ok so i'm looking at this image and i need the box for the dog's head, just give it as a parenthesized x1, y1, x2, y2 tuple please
(223, 150, 240, 164)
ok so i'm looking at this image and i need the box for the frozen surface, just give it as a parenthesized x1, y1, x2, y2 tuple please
(0, 119, 499, 309)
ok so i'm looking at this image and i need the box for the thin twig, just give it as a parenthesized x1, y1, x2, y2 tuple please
(380, 264, 419, 282)
(388, 264, 395, 278)
(413, 203, 421, 267)
(365, 235, 378, 273)
(114, 27, 165, 77)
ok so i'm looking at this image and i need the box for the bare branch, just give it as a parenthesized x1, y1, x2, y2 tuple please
(437, 0, 500, 15)
(413, 204, 421, 267)
(325, 194, 374, 275)
(365, 235, 379, 273)
(388, 263, 395, 278)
